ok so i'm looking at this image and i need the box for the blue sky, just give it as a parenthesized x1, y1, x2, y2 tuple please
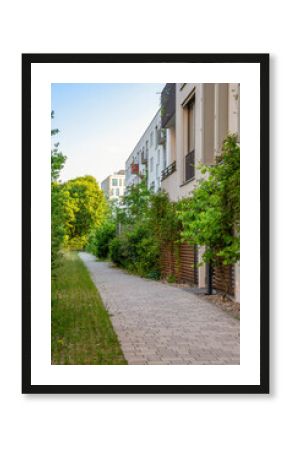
(51, 83, 165, 183)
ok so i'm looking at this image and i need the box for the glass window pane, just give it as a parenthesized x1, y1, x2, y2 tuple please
(188, 100, 195, 152)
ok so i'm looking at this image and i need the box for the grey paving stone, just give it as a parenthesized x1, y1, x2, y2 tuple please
(79, 252, 240, 365)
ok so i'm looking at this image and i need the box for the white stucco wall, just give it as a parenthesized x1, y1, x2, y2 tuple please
(101, 173, 125, 202)
(125, 109, 165, 193)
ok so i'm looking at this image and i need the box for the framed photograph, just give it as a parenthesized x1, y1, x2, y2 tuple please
(22, 53, 269, 394)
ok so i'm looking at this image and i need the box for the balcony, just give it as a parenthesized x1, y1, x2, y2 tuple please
(161, 83, 176, 128)
(131, 163, 139, 175)
(141, 151, 148, 165)
(156, 128, 166, 146)
(185, 150, 195, 181)
(161, 161, 176, 181)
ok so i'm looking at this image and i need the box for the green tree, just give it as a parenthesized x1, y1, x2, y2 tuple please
(62, 175, 108, 249)
(51, 111, 67, 270)
(120, 177, 151, 224)
(86, 220, 116, 258)
(51, 111, 66, 182)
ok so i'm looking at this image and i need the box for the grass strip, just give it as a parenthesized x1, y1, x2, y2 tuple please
(51, 251, 127, 365)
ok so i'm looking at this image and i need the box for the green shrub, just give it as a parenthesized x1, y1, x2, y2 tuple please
(107, 178, 184, 281)
(134, 234, 160, 278)
(109, 223, 160, 279)
(109, 234, 129, 267)
(98, 222, 116, 258)
(87, 221, 116, 259)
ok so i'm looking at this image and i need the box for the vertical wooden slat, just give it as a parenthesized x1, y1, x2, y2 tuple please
(161, 242, 199, 286)
(212, 264, 235, 296)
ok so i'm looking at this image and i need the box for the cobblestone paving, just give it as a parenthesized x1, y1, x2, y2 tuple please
(79, 252, 240, 365)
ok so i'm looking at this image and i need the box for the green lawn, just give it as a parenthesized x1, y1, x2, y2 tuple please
(51, 251, 127, 365)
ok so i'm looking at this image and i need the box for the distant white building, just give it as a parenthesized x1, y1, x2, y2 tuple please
(125, 109, 166, 192)
(101, 170, 125, 202)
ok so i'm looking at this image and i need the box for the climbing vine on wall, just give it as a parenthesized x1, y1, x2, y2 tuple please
(178, 134, 240, 267)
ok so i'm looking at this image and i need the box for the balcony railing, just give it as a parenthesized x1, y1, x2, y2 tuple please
(161, 161, 176, 181)
(141, 151, 148, 164)
(185, 150, 195, 181)
(161, 83, 176, 128)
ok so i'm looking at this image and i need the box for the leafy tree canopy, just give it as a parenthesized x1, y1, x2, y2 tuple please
(61, 175, 108, 249)
(51, 110, 66, 182)
(120, 177, 151, 224)
(51, 111, 67, 269)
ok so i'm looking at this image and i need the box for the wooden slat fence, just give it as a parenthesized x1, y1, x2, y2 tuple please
(212, 264, 235, 296)
(161, 242, 199, 285)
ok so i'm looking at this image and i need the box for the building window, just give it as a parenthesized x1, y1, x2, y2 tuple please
(163, 146, 167, 169)
(146, 140, 149, 151)
(150, 131, 153, 147)
(150, 157, 154, 172)
(112, 178, 118, 186)
(157, 148, 160, 164)
(188, 98, 195, 153)
(116, 188, 119, 196)
(185, 97, 195, 181)
(156, 163, 160, 179)
(119, 179, 122, 186)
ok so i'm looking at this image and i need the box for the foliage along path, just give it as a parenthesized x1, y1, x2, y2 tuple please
(79, 252, 240, 365)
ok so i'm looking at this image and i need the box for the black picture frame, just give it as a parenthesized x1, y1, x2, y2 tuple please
(22, 53, 269, 394)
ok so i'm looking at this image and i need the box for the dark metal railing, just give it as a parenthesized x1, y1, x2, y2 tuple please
(161, 160, 176, 181)
(185, 150, 195, 181)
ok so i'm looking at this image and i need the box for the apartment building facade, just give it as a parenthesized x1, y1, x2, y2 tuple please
(125, 109, 166, 193)
(160, 83, 240, 301)
(101, 170, 125, 202)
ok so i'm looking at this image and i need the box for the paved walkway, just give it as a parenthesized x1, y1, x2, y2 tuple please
(79, 252, 240, 365)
